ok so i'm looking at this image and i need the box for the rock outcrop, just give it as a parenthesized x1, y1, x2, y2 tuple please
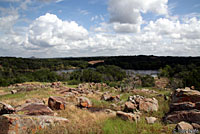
(172, 88, 200, 103)
(165, 88, 200, 126)
(16, 103, 54, 116)
(0, 114, 68, 134)
(165, 110, 200, 124)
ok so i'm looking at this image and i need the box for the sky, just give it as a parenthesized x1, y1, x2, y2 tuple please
(0, 0, 200, 58)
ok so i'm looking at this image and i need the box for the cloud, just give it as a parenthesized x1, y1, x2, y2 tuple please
(108, 0, 168, 24)
(79, 9, 89, 15)
(0, 0, 200, 57)
(107, 0, 168, 33)
(112, 23, 141, 33)
(27, 13, 88, 48)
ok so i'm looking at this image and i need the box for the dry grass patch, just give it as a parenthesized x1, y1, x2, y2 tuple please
(37, 104, 114, 134)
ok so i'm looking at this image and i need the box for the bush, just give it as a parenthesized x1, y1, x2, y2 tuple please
(67, 79, 80, 85)
(108, 81, 120, 87)
(141, 75, 155, 87)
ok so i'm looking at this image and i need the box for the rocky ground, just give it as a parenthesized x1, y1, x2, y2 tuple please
(0, 82, 199, 134)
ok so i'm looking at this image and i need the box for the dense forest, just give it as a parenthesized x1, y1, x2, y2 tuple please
(0, 56, 200, 89)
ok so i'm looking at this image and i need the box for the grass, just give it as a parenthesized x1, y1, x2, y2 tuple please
(102, 117, 175, 134)
(120, 93, 133, 101)
(0, 88, 54, 106)
(37, 104, 113, 134)
(65, 84, 78, 88)
(90, 98, 112, 109)
(102, 117, 138, 134)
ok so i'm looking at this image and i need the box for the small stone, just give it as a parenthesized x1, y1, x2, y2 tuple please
(77, 97, 92, 108)
(145, 117, 157, 124)
(11, 90, 17, 94)
(116, 111, 140, 123)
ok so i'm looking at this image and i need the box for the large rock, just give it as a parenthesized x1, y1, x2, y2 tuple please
(165, 110, 200, 124)
(116, 111, 140, 122)
(48, 96, 66, 110)
(124, 101, 137, 112)
(174, 121, 194, 134)
(16, 103, 54, 115)
(0, 114, 68, 134)
(139, 98, 159, 112)
(170, 102, 195, 112)
(172, 88, 200, 103)
(77, 97, 92, 108)
(0, 102, 15, 115)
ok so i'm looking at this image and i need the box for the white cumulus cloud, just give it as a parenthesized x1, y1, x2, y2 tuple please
(108, 0, 168, 24)
(108, 0, 168, 33)
(27, 13, 88, 48)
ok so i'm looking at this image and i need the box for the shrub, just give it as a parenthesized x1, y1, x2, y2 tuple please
(67, 79, 80, 85)
(141, 75, 155, 87)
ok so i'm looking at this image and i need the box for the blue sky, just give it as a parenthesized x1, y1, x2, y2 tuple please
(0, 0, 200, 57)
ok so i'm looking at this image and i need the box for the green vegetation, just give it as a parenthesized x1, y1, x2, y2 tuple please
(160, 64, 200, 90)
(0, 57, 89, 86)
(141, 75, 155, 87)
(69, 65, 126, 83)
(102, 117, 174, 134)
(1, 56, 200, 88)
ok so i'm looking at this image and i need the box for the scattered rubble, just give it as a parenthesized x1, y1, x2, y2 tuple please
(128, 95, 159, 112)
